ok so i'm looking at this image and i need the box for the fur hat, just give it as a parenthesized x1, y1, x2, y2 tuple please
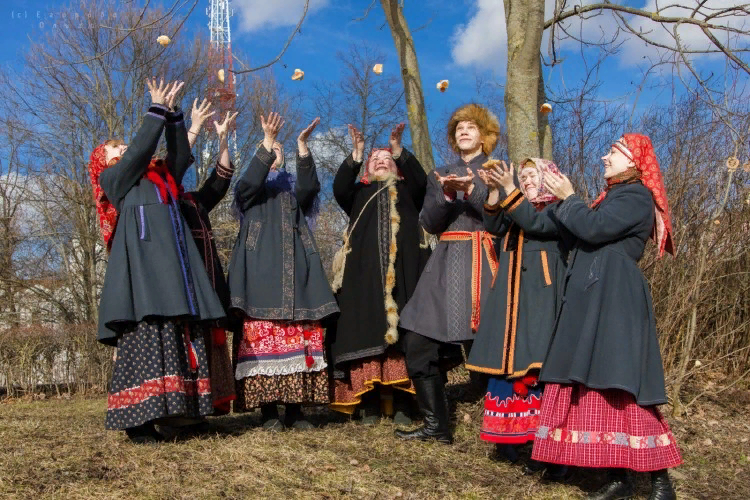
(447, 103, 501, 156)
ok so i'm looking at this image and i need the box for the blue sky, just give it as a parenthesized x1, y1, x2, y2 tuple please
(0, 0, 745, 141)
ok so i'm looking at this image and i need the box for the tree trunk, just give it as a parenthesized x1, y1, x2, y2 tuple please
(380, 0, 435, 172)
(504, 0, 553, 162)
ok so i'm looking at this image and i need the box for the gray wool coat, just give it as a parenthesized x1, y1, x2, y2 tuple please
(227, 146, 338, 322)
(97, 105, 226, 346)
(399, 154, 498, 344)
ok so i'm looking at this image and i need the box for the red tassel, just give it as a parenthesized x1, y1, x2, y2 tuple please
(303, 329, 314, 369)
(211, 327, 226, 346)
(512, 374, 539, 398)
(188, 342, 199, 371)
(512, 380, 529, 397)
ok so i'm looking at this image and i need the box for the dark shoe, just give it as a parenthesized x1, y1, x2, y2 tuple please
(493, 444, 519, 463)
(284, 404, 315, 430)
(543, 464, 572, 482)
(394, 376, 452, 444)
(261, 404, 285, 432)
(587, 469, 634, 500)
(125, 422, 164, 444)
(649, 470, 677, 500)
(262, 418, 285, 431)
(392, 391, 413, 426)
(522, 459, 545, 475)
(358, 391, 381, 425)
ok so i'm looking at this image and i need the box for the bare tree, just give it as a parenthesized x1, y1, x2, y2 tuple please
(0, 0, 296, 325)
(307, 43, 408, 276)
(379, 0, 436, 172)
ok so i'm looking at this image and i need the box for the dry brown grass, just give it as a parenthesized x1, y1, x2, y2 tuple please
(1, 376, 748, 500)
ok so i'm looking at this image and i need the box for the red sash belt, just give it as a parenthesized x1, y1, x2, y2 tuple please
(439, 231, 498, 332)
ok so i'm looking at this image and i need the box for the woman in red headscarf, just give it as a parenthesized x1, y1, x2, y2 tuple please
(88, 79, 226, 443)
(485, 134, 680, 500)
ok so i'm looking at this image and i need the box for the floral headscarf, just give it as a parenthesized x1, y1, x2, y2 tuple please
(519, 157, 561, 206)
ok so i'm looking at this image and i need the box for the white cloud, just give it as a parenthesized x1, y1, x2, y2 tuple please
(450, 0, 512, 69)
(451, 0, 748, 70)
(233, 0, 330, 33)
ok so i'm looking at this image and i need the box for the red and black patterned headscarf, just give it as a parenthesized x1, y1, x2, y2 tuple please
(88, 142, 179, 253)
(592, 133, 675, 257)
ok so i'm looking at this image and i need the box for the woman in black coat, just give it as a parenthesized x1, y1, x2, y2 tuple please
(179, 102, 239, 416)
(90, 79, 226, 443)
(468, 158, 569, 476)
(327, 123, 428, 424)
(485, 134, 681, 500)
(227, 113, 338, 430)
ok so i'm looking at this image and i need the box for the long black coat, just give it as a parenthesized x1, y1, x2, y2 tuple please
(227, 147, 338, 322)
(466, 190, 568, 378)
(399, 154, 497, 343)
(97, 105, 226, 346)
(180, 162, 234, 316)
(540, 182, 668, 405)
(327, 149, 428, 368)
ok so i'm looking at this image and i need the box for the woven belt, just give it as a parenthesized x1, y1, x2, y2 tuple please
(439, 230, 498, 332)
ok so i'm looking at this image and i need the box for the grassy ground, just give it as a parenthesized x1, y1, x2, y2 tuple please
(1, 376, 748, 500)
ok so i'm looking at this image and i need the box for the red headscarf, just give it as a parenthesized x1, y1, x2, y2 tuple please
(88, 144, 119, 252)
(361, 147, 403, 185)
(88, 143, 180, 253)
(592, 133, 675, 257)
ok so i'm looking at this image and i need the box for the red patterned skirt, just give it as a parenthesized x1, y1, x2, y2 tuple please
(480, 375, 542, 445)
(234, 319, 329, 410)
(531, 383, 683, 472)
(330, 350, 415, 415)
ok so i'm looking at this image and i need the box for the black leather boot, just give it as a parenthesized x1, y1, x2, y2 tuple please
(587, 469, 635, 500)
(648, 469, 676, 500)
(394, 376, 452, 444)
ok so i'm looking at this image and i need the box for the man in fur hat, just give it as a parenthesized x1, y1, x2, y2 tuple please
(397, 103, 501, 444)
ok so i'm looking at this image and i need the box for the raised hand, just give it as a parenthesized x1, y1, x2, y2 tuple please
(389, 122, 406, 157)
(435, 171, 457, 200)
(347, 124, 365, 163)
(443, 167, 476, 193)
(146, 77, 173, 106)
(485, 161, 516, 193)
(261, 112, 285, 152)
(543, 170, 575, 200)
(213, 110, 239, 140)
(297, 117, 320, 156)
(190, 98, 215, 130)
(165, 81, 185, 111)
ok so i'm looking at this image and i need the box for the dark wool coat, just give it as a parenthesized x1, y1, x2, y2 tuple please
(97, 106, 226, 346)
(327, 149, 429, 368)
(180, 162, 234, 316)
(466, 190, 569, 378)
(539, 182, 668, 405)
(399, 154, 498, 343)
(227, 146, 338, 322)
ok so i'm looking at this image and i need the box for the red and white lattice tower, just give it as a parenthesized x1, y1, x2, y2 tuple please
(206, 0, 237, 161)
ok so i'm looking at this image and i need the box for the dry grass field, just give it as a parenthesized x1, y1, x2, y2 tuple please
(1, 375, 748, 500)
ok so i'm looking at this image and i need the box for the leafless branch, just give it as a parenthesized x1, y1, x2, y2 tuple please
(232, 0, 311, 74)
(352, 0, 378, 22)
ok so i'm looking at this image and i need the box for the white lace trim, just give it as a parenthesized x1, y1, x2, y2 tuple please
(235, 356, 327, 380)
